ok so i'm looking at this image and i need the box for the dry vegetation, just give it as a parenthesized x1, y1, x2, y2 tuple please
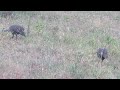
(0, 11, 120, 79)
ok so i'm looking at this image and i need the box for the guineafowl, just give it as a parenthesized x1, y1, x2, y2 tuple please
(3, 25, 26, 40)
(97, 48, 108, 62)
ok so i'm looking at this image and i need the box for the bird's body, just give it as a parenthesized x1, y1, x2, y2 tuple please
(97, 48, 108, 61)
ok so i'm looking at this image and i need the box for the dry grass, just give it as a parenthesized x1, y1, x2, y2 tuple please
(0, 11, 120, 79)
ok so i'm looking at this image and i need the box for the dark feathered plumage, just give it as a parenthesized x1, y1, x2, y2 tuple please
(97, 48, 108, 61)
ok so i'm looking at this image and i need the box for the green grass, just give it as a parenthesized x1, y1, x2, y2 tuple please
(35, 20, 45, 35)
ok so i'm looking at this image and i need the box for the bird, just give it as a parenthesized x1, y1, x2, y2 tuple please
(97, 48, 108, 62)
(2, 25, 26, 40)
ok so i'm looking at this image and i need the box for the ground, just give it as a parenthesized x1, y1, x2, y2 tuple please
(0, 11, 120, 79)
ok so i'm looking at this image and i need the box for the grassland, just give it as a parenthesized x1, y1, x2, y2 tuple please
(0, 11, 120, 79)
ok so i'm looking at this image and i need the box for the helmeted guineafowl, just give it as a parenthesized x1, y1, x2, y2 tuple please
(97, 48, 108, 62)
(3, 25, 26, 39)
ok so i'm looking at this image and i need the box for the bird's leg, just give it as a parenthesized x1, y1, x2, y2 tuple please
(101, 60, 103, 67)
(97, 60, 100, 67)
(15, 34, 17, 40)
(11, 33, 14, 39)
